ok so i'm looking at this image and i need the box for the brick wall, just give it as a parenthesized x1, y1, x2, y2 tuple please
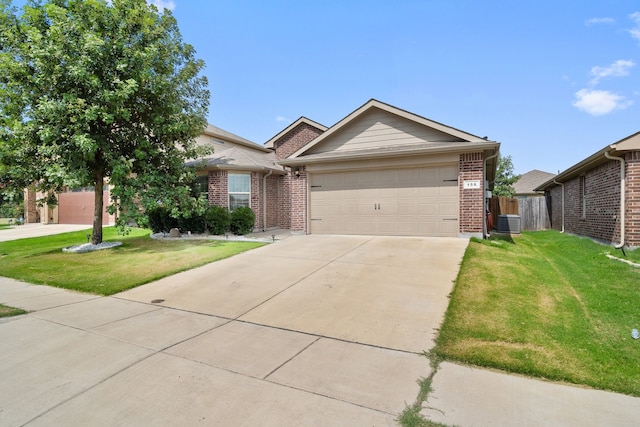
(547, 153, 640, 248)
(274, 123, 324, 161)
(207, 170, 228, 207)
(625, 151, 640, 247)
(24, 187, 38, 223)
(271, 121, 322, 232)
(251, 172, 261, 230)
(265, 174, 279, 229)
(459, 153, 484, 235)
(207, 170, 280, 232)
(289, 167, 307, 232)
(278, 174, 291, 229)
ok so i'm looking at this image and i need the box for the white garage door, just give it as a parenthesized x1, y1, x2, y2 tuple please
(309, 166, 459, 236)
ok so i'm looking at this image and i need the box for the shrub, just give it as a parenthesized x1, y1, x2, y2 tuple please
(146, 206, 180, 233)
(178, 213, 206, 234)
(146, 206, 168, 233)
(229, 207, 255, 235)
(205, 206, 230, 235)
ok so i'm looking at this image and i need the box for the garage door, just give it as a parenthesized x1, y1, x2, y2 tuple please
(309, 166, 459, 236)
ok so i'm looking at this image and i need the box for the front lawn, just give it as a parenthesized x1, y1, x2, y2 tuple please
(0, 304, 27, 317)
(436, 231, 640, 397)
(0, 227, 265, 295)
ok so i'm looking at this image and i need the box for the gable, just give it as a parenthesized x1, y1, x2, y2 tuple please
(283, 99, 497, 163)
(304, 106, 467, 156)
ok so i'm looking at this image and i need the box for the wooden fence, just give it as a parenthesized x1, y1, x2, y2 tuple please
(489, 196, 550, 232)
(518, 196, 551, 231)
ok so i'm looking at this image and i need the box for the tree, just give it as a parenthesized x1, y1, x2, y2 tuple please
(493, 155, 520, 197)
(0, 0, 211, 243)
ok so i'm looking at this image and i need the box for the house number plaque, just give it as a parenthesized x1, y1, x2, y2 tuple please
(463, 180, 481, 189)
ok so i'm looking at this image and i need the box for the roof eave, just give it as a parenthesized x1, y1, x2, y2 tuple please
(279, 142, 499, 166)
(195, 163, 286, 175)
(202, 124, 271, 153)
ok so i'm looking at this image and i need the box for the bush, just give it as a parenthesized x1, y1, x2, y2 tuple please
(205, 206, 230, 235)
(146, 206, 179, 233)
(229, 207, 255, 235)
(146, 206, 168, 233)
(178, 213, 207, 234)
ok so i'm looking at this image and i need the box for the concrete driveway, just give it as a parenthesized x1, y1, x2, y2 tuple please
(0, 234, 468, 426)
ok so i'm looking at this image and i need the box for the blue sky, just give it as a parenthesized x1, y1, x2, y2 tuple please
(158, 0, 639, 175)
(12, 0, 640, 175)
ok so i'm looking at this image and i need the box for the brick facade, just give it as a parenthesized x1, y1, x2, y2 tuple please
(627, 152, 640, 247)
(24, 187, 38, 223)
(277, 174, 292, 229)
(289, 167, 307, 232)
(206, 170, 279, 232)
(274, 123, 324, 161)
(459, 153, 484, 236)
(273, 122, 323, 233)
(207, 170, 228, 207)
(547, 152, 640, 248)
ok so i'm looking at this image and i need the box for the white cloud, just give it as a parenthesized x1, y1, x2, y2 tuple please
(585, 17, 615, 26)
(572, 89, 633, 115)
(630, 12, 640, 43)
(148, 0, 176, 11)
(276, 115, 291, 124)
(589, 59, 635, 85)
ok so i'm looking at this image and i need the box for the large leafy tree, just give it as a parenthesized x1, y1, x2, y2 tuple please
(0, 0, 211, 243)
(493, 155, 520, 197)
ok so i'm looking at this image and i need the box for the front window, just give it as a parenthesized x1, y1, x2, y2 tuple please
(194, 175, 209, 199)
(228, 173, 250, 210)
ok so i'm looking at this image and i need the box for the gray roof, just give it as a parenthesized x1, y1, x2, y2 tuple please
(513, 170, 556, 195)
(187, 144, 285, 174)
(203, 124, 267, 150)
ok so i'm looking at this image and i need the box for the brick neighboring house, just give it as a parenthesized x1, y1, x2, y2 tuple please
(535, 132, 640, 249)
(33, 99, 501, 239)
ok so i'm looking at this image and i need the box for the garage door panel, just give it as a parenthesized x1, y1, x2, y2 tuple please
(310, 166, 459, 237)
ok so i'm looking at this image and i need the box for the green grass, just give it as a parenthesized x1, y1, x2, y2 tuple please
(0, 227, 266, 295)
(435, 230, 640, 397)
(0, 304, 27, 317)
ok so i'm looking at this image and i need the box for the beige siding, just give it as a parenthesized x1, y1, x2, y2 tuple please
(306, 108, 466, 155)
(309, 165, 459, 236)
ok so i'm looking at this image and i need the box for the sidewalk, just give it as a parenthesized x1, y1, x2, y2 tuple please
(421, 362, 640, 426)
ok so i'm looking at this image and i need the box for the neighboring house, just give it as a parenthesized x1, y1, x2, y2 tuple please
(535, 132, 640, 249)
(24, 186, 115, 225)
(28, 99, 502, 239)
(513, 170, 556, 198)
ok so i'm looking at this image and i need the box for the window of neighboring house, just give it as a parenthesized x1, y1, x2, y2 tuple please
(580, 175, 586, 219)
(195, 175, 209, 201)
(228, 173, 250, 210)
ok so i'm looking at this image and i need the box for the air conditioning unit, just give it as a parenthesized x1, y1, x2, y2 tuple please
(497, 214, 521, 234)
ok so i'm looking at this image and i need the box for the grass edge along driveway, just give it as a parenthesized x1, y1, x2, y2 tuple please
(435, 230, 640, 398)
(0, 227, 265, 296)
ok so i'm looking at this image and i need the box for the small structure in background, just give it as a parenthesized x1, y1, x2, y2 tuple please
(513, 170, 556, 198)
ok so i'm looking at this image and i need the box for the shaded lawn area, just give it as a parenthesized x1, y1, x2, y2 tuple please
(0, 227, 265, 296)
(436, 230, 640, 397)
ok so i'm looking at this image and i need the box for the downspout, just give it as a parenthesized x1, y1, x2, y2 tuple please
(483, 150, 500, 239)
(604, 151, 625, 249)
(553, 179, 565, 233)
(262, 169, 273, 231)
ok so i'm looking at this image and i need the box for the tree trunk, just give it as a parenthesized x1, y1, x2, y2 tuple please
(92, 172, 104, 244)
